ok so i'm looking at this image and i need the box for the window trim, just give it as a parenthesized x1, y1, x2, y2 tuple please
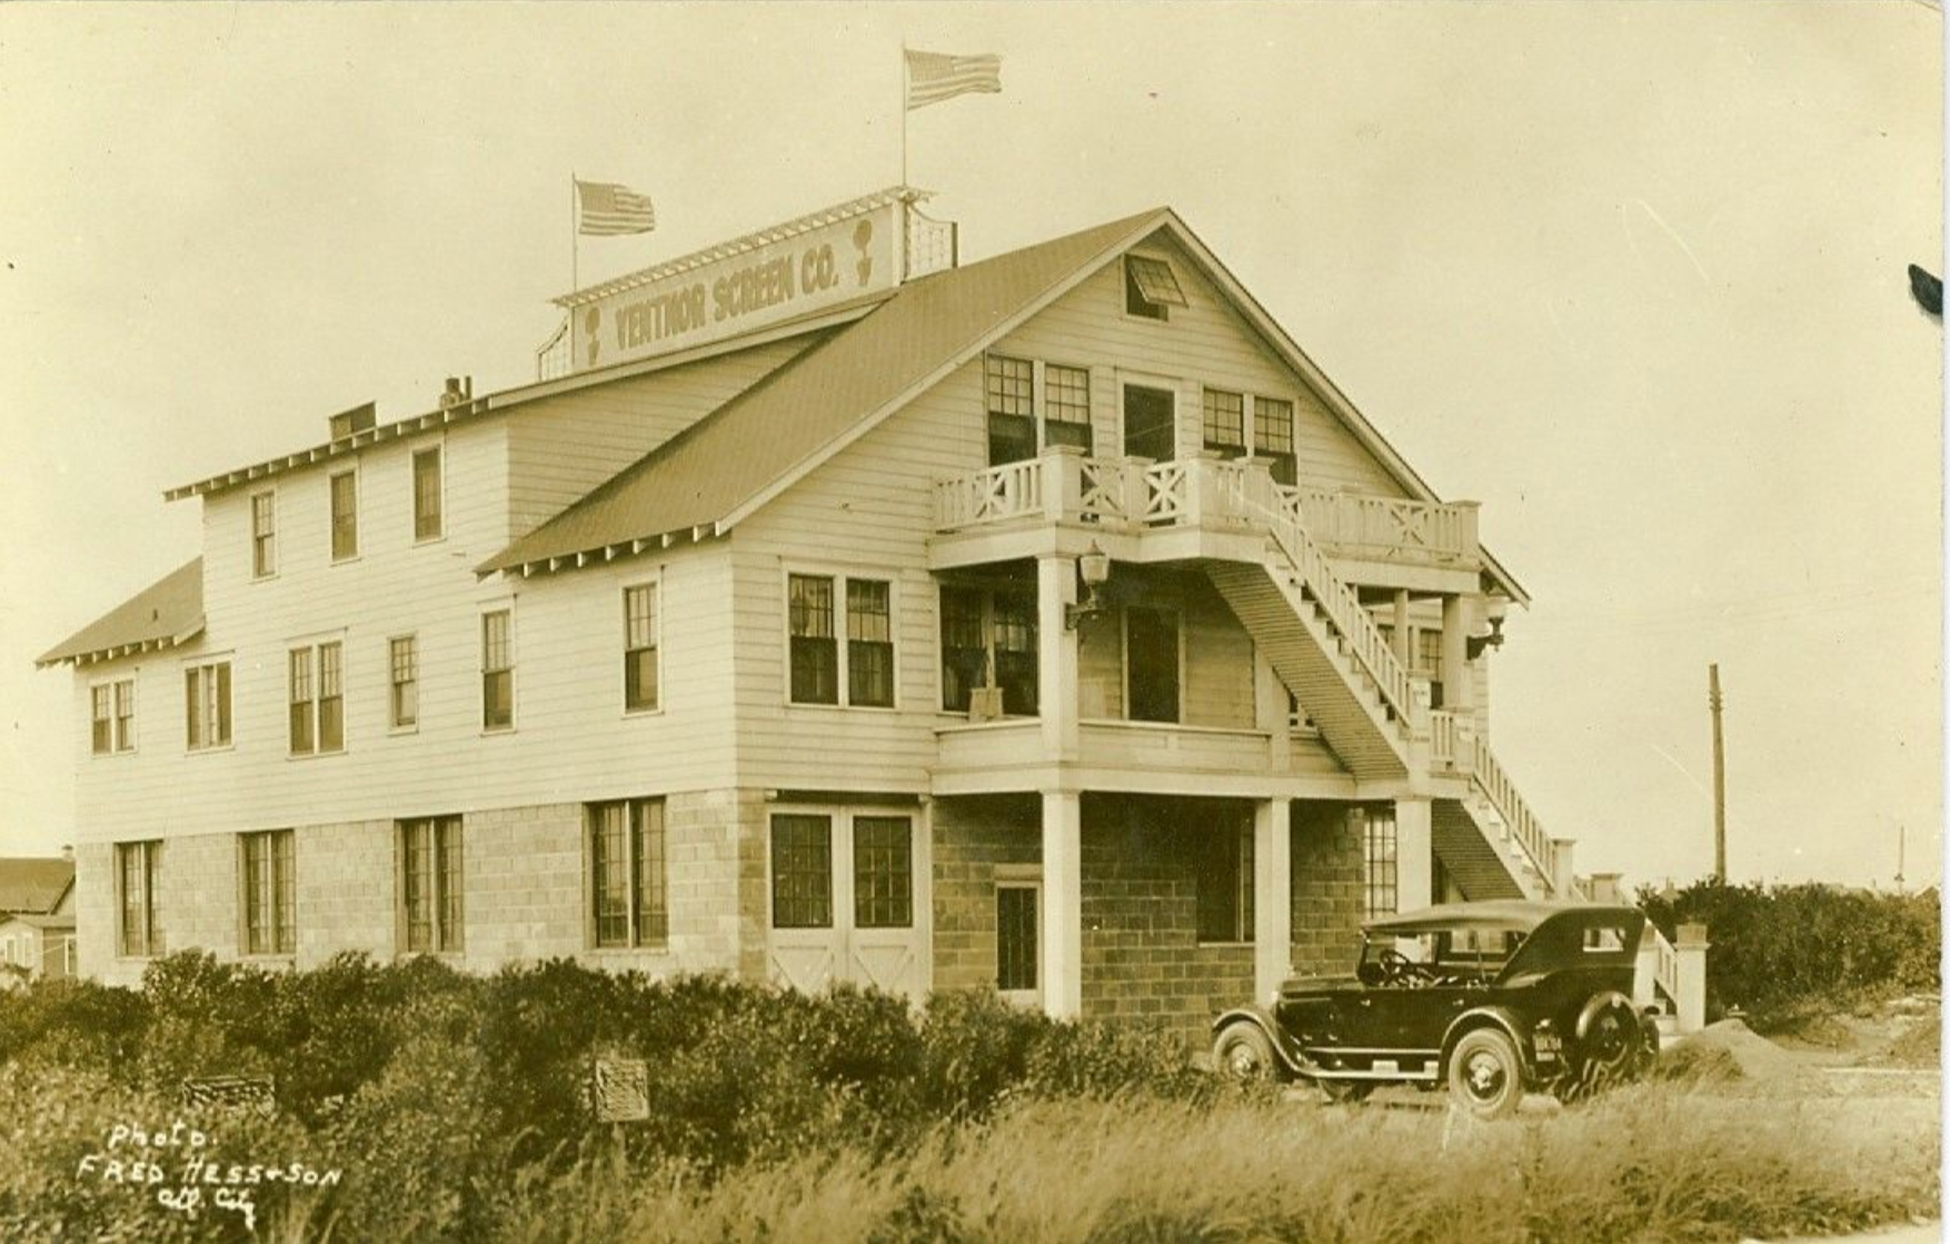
(91, 675, 138, 756)
(328, 465, 360, 564)
(397, 815, 464, 955)
(411, 442, 446, 545)
(936, 581, 1039, 718)
(1117, 372, 1183, 463)
(114, 839, 163, 959)
(1120, 604, 1186, 725)
(286, 637, 347, 758)
(387, 632, 420, 734)
(249, 488, 278, 580)
(620, 574, 663, 717)
(238, 828, 297, 958)
(480, 603, 516, 734)
(182, 657, 234, 754)
(584, 797, 670, 950)
(782, 565, 900, 712)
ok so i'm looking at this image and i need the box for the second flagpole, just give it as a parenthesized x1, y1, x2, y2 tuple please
(899, 43, 908, 187)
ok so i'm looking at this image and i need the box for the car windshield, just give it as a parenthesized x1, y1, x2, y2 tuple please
(1363, 926, 1525, 982)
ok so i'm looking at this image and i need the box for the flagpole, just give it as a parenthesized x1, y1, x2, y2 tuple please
(899, 42, 909, 188)
(570, 172, 579, 292)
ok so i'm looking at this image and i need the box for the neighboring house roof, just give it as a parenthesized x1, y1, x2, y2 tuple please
(478, 208, 1168, 575)
(0, 858, 75, 916)
(3, 913, 76, 932)
(35, 558, 205, 668)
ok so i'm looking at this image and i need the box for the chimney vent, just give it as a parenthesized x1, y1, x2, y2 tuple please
(328, 401, 378, 441)
(440, 376, 474, 410)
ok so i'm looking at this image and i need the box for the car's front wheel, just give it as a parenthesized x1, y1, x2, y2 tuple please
(1447, 1028, 1524, 1120)
(1213, 1023, 1287, 1083)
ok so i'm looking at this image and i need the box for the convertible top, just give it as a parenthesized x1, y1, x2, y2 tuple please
(1363, 900, 1644, 937)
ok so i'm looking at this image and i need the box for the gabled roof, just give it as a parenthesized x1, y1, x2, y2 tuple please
(3, 913, 76, 932)
(478, 208, 1169, 575)
(36, 559, 205, 668)
(0, 858, 74, 916)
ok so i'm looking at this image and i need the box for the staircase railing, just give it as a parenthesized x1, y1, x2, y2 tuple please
(1469, 741, 1562, 895)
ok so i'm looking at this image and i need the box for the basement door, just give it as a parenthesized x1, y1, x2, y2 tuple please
(767, 809, 926, 999)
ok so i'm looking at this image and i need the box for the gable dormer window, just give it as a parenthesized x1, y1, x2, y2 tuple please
(1125, 255, 1187, 321)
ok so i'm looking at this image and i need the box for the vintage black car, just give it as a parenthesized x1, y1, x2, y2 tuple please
(1213, 900, 1659, 1118)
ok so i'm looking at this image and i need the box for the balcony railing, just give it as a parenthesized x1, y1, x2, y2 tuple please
(1289, 489, 1478, 563)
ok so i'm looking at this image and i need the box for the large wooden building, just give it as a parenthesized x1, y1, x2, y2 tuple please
(39, 188, 1600, 1039)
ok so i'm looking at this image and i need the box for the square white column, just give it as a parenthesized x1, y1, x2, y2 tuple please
(1037, 556, 1080, 763)
(1040, 789, 1084, 1019)
(1253, 798, 1293, 999)
(1395, 797, 1434, 912)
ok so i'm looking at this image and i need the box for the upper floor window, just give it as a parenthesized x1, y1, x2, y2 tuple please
(787, 572, 895, 708)
(399, 815, 463, 954)
(1124, 254, 1187, 321)
(412, 446, 444, 542)
(847, 580, 894, 708)
(1202, 388, 1246, 458)
(329, 470, 359, 561)
(1122, 385, 1176, 462)
(289, 641, 344, 755)
(116, 839, 163, 957)
(1043, 364, 1093, 453)
(250, 491, 277, 579)
(623, 584, 659, 713)
(389, 635, 418, 730)
(184, 661, 232, 751)
(587, 798, 667, 948)
(940, 585, 1038, 716)
(1125, 606, 1181, 724)
(1252, 396, 1297, 486)
(92, 678, 136, 755)
(481, 609, 514, 731)
(984, 354, 1036, 465)
(1192, 819, 1255, 944)
(240, 829, 296, 956)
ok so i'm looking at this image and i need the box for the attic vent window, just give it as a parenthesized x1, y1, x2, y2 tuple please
(1125, 255, 1187, 320)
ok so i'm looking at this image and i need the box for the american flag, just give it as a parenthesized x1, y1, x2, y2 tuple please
(905, 50, 1003, 111)
(577, 180, 656, 236)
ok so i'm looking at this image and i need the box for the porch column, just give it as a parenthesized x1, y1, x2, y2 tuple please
(1040, 790, 1084, 1020)
(1390, 590, 1412, 665)
(1254, 648, 1291, 772)
(1441, 593, 1475, 713)
(1253, 798, 1293, 999)
(1674, 923, 1710, 1034)
(1037, 555, 1081, 764)
(1395, 797, 1434, 911)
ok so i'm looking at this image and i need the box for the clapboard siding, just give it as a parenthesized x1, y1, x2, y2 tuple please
(996, 235, 1405, 498)
(72, 416, 741, 845)
(505, 337, 817, 541)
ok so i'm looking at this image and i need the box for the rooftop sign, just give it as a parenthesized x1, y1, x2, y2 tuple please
(553, 189, 911, 376)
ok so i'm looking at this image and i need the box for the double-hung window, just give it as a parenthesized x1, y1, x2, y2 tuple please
(939, 585, 1038, 715)
(389, 636, 418, 729)
(984, 354, 1037, 466)
(399, 816, 463, 953)
(329, 470, 358, 561)
(240, 829, 296, 956)
(251, 491, 277, 578)
(116, 840, 163, 957)
(92, 678, 136, 754)
(412, 446, 444, 541)
(788, 573, 895, 708)
(587, 798, 667, 948)
(288, 641, 344, 755)
(1043, 364, 1093, 453)
(623, 584, 659, 712)
(481, 610, 514, 730)
(1202, 388, 1247, 459)
(1252, 396, 1297, 486)
(184, 661, 232, 751)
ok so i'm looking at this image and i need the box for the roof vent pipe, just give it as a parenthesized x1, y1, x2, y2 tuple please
(440, 376, 473, 410)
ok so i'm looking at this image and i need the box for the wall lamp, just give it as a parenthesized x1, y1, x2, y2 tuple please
(1466, 598, 1509, 659)
(1065, 543, 1112, 630)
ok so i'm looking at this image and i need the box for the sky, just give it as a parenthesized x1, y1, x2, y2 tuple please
(0, 2, 1940, 891)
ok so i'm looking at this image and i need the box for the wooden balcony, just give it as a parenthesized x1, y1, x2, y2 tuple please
(931, 717, 1356, 798)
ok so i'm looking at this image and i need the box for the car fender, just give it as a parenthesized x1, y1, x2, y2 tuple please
(1573, 990, 1638, 1043)
(1439, 1005, 1528, 1074)
(1212, 1005, 1307, 1075)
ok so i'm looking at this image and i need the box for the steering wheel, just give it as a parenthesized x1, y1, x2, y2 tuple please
(1375, 948, 1419, 986)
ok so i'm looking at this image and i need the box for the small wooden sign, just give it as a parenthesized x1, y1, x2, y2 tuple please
(592, 1058, 649, 1123)
(181, 1074, 276, 1115)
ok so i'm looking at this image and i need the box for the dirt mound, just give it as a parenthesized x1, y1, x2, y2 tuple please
(1881, 1009, 1941, 1069)
(1659, 1020, 1831, 1095)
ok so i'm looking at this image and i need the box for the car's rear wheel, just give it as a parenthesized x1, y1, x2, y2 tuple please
(1447, 1028, 1524, 1120)
(1557, 998, 1650, 1104)
(1213, 1023, 1287, 1083)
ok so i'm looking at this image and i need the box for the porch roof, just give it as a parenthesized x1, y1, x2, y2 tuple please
(35, 559, 205, 668)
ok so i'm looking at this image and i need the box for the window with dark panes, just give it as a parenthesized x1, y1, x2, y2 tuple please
(117, 840, 162, 957)
(251, 491, 277, 578)
(940, 586, 987, 712)
(114, 680, 134, 751)
(788, 575, 839, 704)
(624, 584, 659, 711)
(94, 680, 135, 754)
(992, 590, 1038, 715)
(185, 662, 231, 750)
(318, 642, 343, 751)
(984, 354, 1036, 465)
(389, 636, 418, 729)
(288, 643, 343, 755)
(481, 610, 513, 730)
(1043, 364, 1093, 452)
(1252, 396, 1297, 486)
(996, 886, 1038, 991)
(1415, 627, 1445, 711)
(400, 816, 463, 953)
(846, 579, 894, 707)
(288, 649, 315, 754)
(1192, 821, 1254, 944)
(330, 470, 358, 561)
(242, 829, 295, 956)
(1365, 809, 1399, 918)
(1202, 389, 1246, 457)
(852, 817, 913, 928)
(587, 799, 666, 948)
(1123, 385, 1176, 461)
(1126, 607, 1181, 723)
(413, 446, 443, 541)
(92, 685, 112, 754)
(770, 814, 832, 929)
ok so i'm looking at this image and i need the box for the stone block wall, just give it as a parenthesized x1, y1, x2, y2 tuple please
(930, 794, 1040, 993)
(1291, 801, 1364, 977)
(293, 819, 395, 968)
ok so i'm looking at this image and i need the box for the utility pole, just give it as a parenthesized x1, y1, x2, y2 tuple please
(1709, 663, 1727, 880)
(1895, 824, 1906, 895)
